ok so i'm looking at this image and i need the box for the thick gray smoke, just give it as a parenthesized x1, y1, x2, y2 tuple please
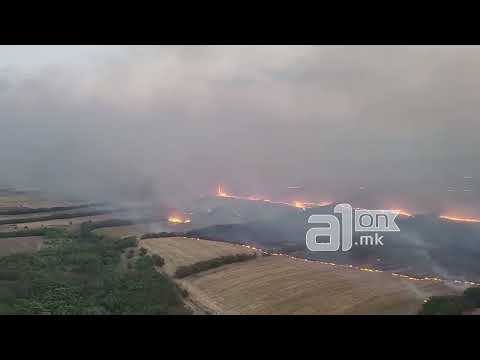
(0, 46, 479, 214)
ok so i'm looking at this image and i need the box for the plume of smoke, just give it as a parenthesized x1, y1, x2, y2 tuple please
(1, 46, 480, 215)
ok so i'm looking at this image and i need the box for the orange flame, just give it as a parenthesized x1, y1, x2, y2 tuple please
(302, 201, 333, 208)
(439, 215, 480, 223)
(388, 209, 413, 217)
(215, 185, 331, 210)
(293, 201, 306, 209)
(216, 185, 229, 198)
(168, 216, 191, 224)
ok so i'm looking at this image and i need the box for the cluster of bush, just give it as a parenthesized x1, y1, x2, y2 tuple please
(174, 253, 257, 279)
(113, 236, 138, 251)
(419, 287, 480, 315)
(152, 254, 165, 267)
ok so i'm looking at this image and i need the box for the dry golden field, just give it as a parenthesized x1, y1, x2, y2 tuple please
(140, 237, 257, 276)
(0, 213, 116, 232)
(139, 237, 461, 314)
(0, 195, 79, 209)
(93, 225, 147, 239)
(186, 255, 462, 315)
(0, 236, 44, 257)
(92, 222, 194, 239)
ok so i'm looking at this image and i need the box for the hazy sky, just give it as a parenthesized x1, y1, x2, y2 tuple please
(0, 46, 479, 215)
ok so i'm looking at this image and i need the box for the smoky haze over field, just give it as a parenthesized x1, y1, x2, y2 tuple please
(0, 46, 479, 215)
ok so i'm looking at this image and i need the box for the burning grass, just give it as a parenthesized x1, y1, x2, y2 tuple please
(439, 215, 480, 223)
(167, 216, 191, 224)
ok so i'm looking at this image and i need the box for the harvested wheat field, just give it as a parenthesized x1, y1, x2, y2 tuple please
(93, 225, 146, 239)
(140, 237, 257, 276)
(0, 213, 117, 232)
(186, 255, 463, 315)
(0, 195, 79, 209)
(0, 236, 44, 257)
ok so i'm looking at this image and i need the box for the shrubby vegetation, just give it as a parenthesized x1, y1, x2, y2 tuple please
(112, 236, 138, 251)
(0, 222, 190, 315)
(175, 253, 257, 279)
(419, 296, 469, 315)
(152, 254, 165, 267)
(0, 228, 48, 238)
(42, 228, 72, 248)
(419, 287, 480, 315)
(126, 249, 135, 259)
(463, 286, 480, 307)
(140, 232, 180, 240)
